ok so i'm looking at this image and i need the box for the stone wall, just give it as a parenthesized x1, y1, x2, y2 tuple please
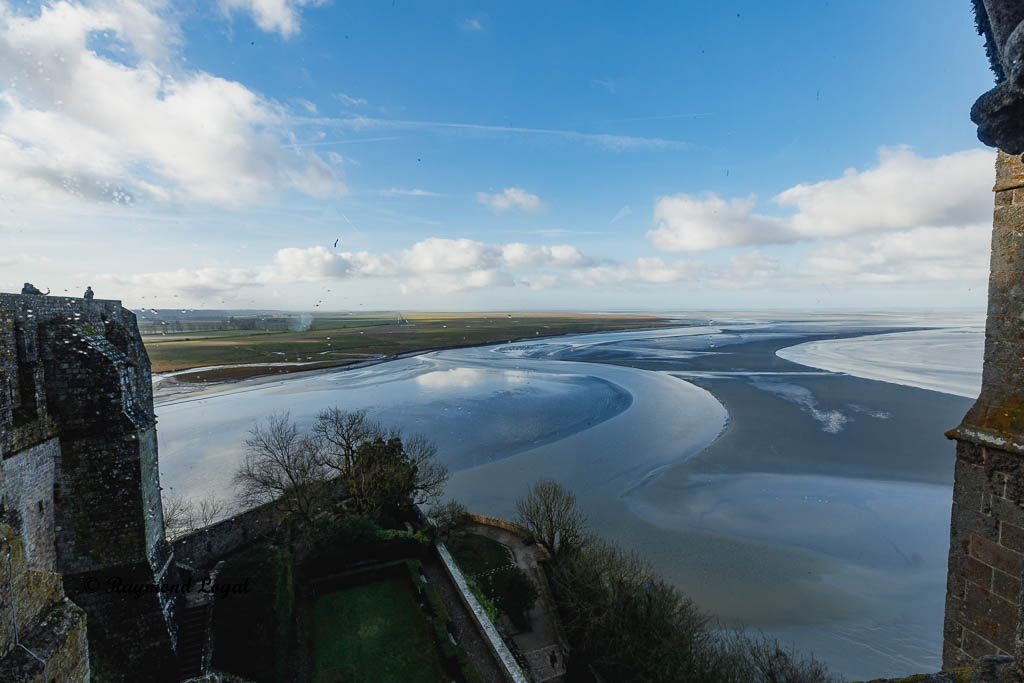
(1, 438, 58, 573)
(436, 541, 530, 683)
(944, 441, 1023, 663)
(944, 151, 1024, 668)
(172, 499, 279, 574)
(0, 293, 179, 680)
(0, 523, 89, 682)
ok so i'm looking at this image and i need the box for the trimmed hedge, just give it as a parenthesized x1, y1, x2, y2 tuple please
(303, 515, 432, 576)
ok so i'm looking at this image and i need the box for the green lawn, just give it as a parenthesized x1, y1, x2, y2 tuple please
(448, 534, 520, 619)
(449, 534, 513, 577)
(312, 577, 448, 683)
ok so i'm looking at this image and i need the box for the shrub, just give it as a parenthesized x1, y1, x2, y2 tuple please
(303, 515, 431, 576)
(212, 546, 294, 682)
(503, 566, 539, 631)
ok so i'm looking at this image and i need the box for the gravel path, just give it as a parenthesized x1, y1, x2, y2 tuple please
(421, 553, 508, 683)
(468, 523, 567, 682)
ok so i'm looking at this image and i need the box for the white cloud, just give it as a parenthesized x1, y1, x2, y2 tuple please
(328, 115, 687, 151)
(269, 245, 357, 280)
(647, 147, 994, 252)
(591, 79, 616, 94)
(107, 266, 271, 299)
(326, 151, 355, 165)
(335, 92, 368, 107)
(95, 219, 992, 302)
(572, 258, 704, 287)
(501, 243, 587, 268)
(0, 1, 344, 207)
(379, 188, 441, 197)
(777, 147, 993, 237)
(801, 224, 989, 284)
(459, 17, 484, 32)
(477, 187, 543, 213)
(519, 274, 560, 290)
(399, 238, 501, 274)
(401, 269, 512, 294)
(649, 194, 786, 252)
(110, 237, 590, 297)
(0, 252, 46, 268)
(611, 205, 632, 223)
(221, 0, 329, 38)
(297, 98, 317, 113)
(718, 251, 783, 286)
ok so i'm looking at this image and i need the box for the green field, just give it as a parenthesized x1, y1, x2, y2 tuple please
(146, 311, 671, 381)
(312, 577, 447, 683)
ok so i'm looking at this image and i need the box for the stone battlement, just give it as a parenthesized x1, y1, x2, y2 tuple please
(0, 292, 178, 681)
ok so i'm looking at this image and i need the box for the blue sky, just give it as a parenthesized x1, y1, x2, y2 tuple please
(0, 0, 1000, 310)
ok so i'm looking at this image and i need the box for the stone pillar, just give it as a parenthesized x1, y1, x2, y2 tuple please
(944, 151, 1024, 667)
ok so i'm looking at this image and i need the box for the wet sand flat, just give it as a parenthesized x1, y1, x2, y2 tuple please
(581, 329, 972, 679)
(154, 317, 982, 680)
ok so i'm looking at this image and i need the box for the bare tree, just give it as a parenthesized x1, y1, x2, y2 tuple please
(234, 412, 329, 524)
(162, 492, 228, 539)
(310, 407, 449, 519)
(310, 407, 380, 476)
(234, 408, 447, 526)
(196, 493, 227, 527)
(429, 498, 471, 541)
(402, 433, 449, 507)
(514, 479, 587, 561)
(162, 492, 192, 539)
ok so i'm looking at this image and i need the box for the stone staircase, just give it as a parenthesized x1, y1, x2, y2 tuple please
(177, 597, 212, 680)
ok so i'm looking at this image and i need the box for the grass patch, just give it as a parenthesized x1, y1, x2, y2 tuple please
(448, 534, 535, 629)
(449, 534, 513, 577)
(312, 577, 448, 683)
(448, 534, 513, 621)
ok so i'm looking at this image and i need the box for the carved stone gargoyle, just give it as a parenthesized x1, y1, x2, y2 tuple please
(972, 0, 1024, 153)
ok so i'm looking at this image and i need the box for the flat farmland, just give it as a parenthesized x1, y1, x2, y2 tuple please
(145, 311, 669, 382)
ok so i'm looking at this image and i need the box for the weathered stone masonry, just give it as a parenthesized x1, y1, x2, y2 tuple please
(944, 152, 1024, 667)
(0, 294, 180, 681)
(0, 523, 89, 682)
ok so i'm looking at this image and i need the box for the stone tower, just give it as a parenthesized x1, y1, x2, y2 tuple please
(0, 294, 178, 680)
(942, 0, 1024, 669)
(943, 152, 1024, 665)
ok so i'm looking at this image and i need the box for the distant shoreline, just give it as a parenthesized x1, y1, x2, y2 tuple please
(153, 320, 690, 404)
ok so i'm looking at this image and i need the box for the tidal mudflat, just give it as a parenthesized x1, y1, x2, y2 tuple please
(155, 314, 983, 680)
(777, 323, 983, 398)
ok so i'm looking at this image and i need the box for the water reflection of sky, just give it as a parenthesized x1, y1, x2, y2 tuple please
(414, 366, 531, 391)
(156, 354, 636, 500)
(155, 316, 983, 681)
